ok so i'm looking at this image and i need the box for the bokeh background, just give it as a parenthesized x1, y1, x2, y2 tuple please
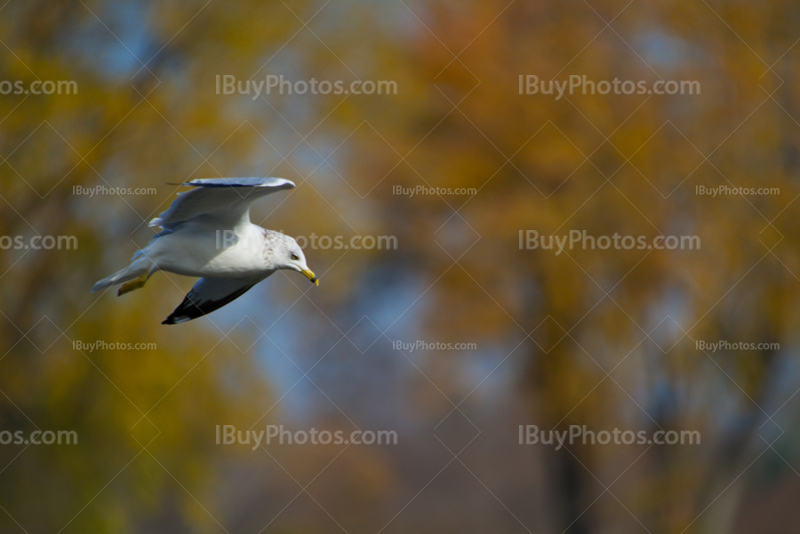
(2, 0, 800, 532)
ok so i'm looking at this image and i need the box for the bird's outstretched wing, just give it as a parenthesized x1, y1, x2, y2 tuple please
(162, 277, 262, 325)
(150, 177, 295, 230)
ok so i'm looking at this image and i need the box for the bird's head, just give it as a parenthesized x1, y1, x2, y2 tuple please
(274, 234, 318, 285)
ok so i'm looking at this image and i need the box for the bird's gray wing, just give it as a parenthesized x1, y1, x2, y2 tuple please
(162, 276, 263, 324)
(150, 177, 295, 230)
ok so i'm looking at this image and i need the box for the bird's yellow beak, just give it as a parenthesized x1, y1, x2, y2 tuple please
(301, 267, 319, 286)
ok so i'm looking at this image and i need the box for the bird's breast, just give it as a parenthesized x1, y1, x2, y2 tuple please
(154, 225, 268, 278)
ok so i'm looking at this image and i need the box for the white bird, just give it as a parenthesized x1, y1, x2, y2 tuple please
(92, 177, 317, 325)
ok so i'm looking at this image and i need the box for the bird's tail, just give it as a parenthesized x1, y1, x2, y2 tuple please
(91, 259, 153, 295)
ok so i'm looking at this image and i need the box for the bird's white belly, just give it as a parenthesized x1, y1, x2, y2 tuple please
(152, 226, 267, 278)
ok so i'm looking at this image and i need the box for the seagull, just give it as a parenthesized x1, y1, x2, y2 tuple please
(92, 177, 317, 325)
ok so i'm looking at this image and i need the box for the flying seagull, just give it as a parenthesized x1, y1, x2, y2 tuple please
(92, 177, 317, 325)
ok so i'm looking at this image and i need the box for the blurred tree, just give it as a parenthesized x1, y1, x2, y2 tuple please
(2, 0, 800, 532)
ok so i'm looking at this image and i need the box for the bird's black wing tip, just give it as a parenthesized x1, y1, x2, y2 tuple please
(161, 283, 256, 325)
(162, 311, 192, 325)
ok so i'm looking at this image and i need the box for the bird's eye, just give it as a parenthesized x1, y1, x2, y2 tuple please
(291, 254, 299, 261)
